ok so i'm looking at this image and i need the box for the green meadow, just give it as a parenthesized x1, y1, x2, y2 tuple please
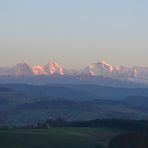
(0, 127, 122, 148)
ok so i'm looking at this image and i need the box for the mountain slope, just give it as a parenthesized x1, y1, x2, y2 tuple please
(123, 96, 148, 109)
(1, 84, 148, 124)
(1, 84, 148, 100)
(0, 61, 148, 85)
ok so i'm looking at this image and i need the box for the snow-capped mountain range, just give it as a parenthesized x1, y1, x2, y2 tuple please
(0, 62, 64, 76)
(1, 61, 148, 84)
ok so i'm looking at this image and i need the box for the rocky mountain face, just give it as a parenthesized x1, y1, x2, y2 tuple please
(32, 62, 64, 76)
(81, 61, 148, 84)
(1, 61, 148, 84)
(0, 62, 64, 76)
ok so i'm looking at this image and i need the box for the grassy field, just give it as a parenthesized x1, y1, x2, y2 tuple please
(0, 127, 122, 148)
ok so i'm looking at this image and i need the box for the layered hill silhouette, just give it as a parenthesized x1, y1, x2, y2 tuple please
(1, 84, 148, 125)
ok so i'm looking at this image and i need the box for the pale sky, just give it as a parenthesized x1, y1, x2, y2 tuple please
(0, 0, 148, 69)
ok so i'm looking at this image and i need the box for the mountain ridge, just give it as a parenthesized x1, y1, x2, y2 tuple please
(1, 61, 148, 85)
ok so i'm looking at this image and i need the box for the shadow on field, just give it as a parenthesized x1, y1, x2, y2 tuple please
(108, 132, 148, 148)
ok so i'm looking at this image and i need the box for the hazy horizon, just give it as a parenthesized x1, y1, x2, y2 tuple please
(0, 0, 148, 69)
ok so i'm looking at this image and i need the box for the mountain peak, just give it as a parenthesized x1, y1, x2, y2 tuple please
(47, 61, 59, 66)
(32, 62, 65, 76)
(100, 60, 111, 65)
(13, 62, 33, 76)
(99, 61, 113, 72)
(15, 62, 29, 67)
(32, 65, 47, 75)
(83, 61, 113, 76)
(1, 61, 148, 85)
(45, 62, 64, 75)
